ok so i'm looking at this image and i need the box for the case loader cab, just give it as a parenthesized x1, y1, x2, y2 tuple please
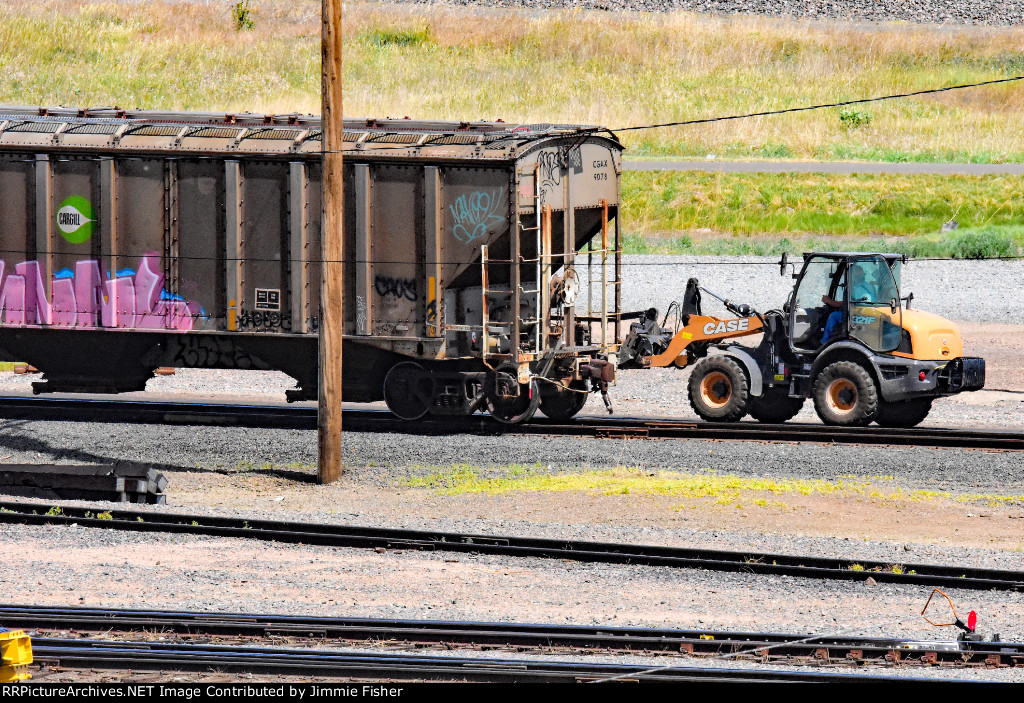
(788, 253, 903, 356)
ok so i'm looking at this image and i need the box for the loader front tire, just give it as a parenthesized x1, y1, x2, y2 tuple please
(813, 361, 879, 426)
(688, 356, 749, 423)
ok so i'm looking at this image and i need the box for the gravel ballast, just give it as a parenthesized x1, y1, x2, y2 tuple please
(2, 254, 1022, 682)
(392, 0, 1024, 26)
(611, 255, 1019, 326)
(6, 522, 1024, 682)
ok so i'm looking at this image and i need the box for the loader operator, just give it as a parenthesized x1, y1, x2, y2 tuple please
(820, 264, 876, 345)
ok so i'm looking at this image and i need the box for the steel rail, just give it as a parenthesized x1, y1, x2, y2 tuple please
(1, 501, 1021, 591)
(0, 395, 1021, 451)
(4, 605, 1021, 668)
(25, 637, 948, 682)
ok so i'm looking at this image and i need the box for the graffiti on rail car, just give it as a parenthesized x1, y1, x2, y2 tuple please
(449, 187, 505, 243)
(374, 275, 417, 301)
(170, 335, 260, 369)
(0, 252, 205, 331)
(236, 309, 291, 331)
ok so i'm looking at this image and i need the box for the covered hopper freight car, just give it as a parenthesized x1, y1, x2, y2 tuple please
(0, 107, 624, 423)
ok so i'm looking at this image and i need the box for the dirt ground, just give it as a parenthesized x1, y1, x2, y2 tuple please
(1, 323, 1022, 550)
(960, 323, 1024, 391)
(164, 464, 1024, 551)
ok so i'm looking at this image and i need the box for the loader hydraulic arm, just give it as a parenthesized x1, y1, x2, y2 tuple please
(619, 281, 763, 370)
(646, 313, 762, 368)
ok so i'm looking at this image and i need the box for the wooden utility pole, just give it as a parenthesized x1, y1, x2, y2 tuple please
(318, 0, 344, 483)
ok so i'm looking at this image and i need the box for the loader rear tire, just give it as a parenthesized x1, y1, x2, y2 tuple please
(813, 361, 879, 426)
(688, 356, 749, 422)
(875, 398, 932, 428)
(748, 387, 805, 424)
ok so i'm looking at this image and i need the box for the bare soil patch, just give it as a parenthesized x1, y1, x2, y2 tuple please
(164, 466, 1024, 552)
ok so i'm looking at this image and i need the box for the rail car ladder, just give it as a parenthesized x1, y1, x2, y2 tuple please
(516, 163, 546, 356)
(479, 164, 547, 362)
(586, 199, 623, 353)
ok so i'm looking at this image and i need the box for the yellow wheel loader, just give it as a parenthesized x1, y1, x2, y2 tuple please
(618, 253, 985, 427)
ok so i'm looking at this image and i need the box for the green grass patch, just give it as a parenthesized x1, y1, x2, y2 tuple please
(403, 465, 874, 502)
(362, 26, 433, 48)
(621, 171, 1024, 256)
(399, 465, 1024, 508)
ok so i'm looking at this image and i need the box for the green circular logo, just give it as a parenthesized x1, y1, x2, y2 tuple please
(56, 195, 95, 244)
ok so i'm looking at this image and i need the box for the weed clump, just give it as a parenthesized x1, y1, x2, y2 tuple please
(945, 227, 1017, 259)
(839, 108, 873, 129)
(232, 1, 254, 32)
(364, 27, 432, 48)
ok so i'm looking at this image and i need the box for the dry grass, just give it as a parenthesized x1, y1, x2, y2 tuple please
(1, 1, 1024, 160)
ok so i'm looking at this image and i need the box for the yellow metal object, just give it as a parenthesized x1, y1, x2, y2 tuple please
(0, 629, 32, 682)
(896, 309, 963, 361)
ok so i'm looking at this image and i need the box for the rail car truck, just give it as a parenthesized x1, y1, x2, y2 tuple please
(619, 252, 985, 427)
(0, 107, 624, 424)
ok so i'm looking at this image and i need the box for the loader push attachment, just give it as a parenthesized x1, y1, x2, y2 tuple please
(618, 253, 986, 427)
(618, 278, 763, 370)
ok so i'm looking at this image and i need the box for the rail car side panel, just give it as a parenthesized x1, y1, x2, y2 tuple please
(0, 108, 623, 401)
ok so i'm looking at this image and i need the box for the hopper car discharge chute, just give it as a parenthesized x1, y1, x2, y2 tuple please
(0, 107, 625, 424)
(619, 253, 985, 427)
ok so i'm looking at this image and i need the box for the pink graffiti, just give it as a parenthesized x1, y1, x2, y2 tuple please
(0, 252, 202, 332)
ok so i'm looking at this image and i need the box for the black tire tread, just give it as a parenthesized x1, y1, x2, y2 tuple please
(812, 360, 879, 426)
(875, 398, 932, 428)
(748, 387, 805, 424)
(687, 356, 750, 423)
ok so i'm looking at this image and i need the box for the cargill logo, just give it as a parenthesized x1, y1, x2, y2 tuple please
(56, 195, 96, 244)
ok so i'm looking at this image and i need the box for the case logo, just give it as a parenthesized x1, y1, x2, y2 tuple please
(703, 319, 750, 335)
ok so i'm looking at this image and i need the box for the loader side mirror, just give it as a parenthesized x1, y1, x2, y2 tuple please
(779, 252, 788, 276)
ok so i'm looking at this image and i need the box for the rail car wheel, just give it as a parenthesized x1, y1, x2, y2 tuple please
(486, 363, 540, 425)
(538, 381, 589, 422)
(747, 387, 805, 424)
(383, 362, 431, 421)
(687, 356, 749, 422)
(875, 398, 932, 428)
(813, 361, 879, 426)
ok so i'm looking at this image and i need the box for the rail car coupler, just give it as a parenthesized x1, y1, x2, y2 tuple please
(580, 358, 615, 414)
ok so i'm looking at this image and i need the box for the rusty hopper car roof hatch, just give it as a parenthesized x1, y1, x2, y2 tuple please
(0, 107, 624, 424)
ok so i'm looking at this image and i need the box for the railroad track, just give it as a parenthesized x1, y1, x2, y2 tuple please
(2, 501, 1021, 591)
(6, 605, 1022, 669)
(0, 395, 1021, 451)
(27, 637, 947, 682)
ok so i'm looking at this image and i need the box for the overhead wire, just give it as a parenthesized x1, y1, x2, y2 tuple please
(4, 77, 1023, 269)
(315, 73, 1024, 149)
(601, 74, 1024, 136)
(1, 250, 1021, 266)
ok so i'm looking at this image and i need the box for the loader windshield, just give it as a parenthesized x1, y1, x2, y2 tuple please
(847, 257, 902, 353)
